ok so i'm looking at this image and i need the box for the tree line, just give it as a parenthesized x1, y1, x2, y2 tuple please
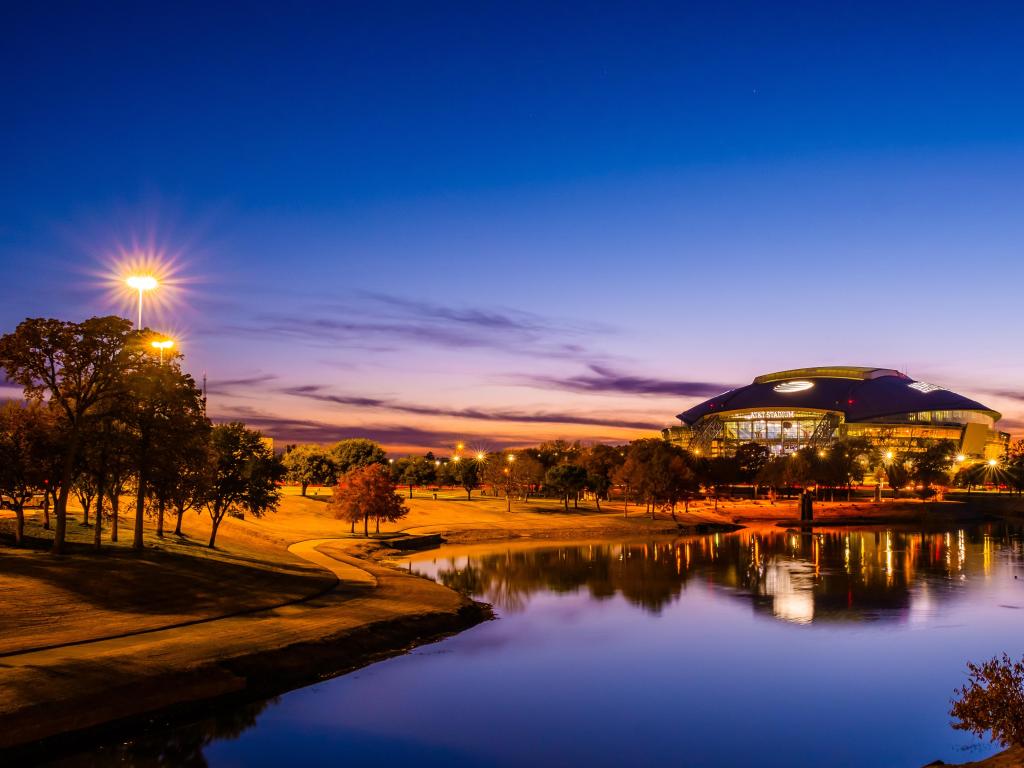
(0, 316, 283, 553)
(285, 434, 1024, 523)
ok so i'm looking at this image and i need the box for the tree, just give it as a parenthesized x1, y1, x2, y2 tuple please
(393, 455, 436, 499)
(0, 400, 54, 545)
(951, 653, 1024, 748)
(451, 458, 481, 500)
(170, 440, 211, 537)
(1004, 440, 1024, 495)
(282, 444, 336, 496)
(545, 464, 588, 511)
(735, 442, 771, 495)
(882, 455, 911, 499)
(911, 439, 957, 496)
(0, 316, 139, 553)
(123, 357, 208, 548)
(583, 444, 625, 511)
(329, 464, 408, 537)
(330, 438, 388, 475)
(203, 423, 284, 548)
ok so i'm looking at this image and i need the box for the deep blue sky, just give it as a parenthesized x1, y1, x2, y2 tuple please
(3, 2, 1023, 449)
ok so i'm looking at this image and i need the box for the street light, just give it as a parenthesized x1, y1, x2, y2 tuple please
(126, 275, 158, 329)
(150, 338, 174, 364)
(507, 454, 516, 463)
(988, 458, 998, 467)
(956, 454, 966, 463)
(476, 451, 486, 461)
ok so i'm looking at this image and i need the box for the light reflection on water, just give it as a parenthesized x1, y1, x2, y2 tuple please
(413, 526, 1023, 626)
(49, 523, 1024, 768)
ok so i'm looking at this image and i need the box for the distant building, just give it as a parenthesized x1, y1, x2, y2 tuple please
(663, 366, 1009, 461)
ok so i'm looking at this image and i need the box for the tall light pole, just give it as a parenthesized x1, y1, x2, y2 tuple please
(126, 275, 158, 329)
(150, 339, 174, 364)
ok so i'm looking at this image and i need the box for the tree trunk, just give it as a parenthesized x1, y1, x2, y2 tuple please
(363, 512, 369, 537)
(301, 482, 308, 497)
(42, 490, 50, 529)
(466, 488, 472, 500)
(133, 469, 147, 550)
(14, 506, 24, 546)
(350, 518, 355, 534)
(563, 494, 569, 512)
(670, 502, 677, 522)
(94, 477, 105, 550)
(110, 493, 119, 542)
(573, 494, 578, 510)
(409, 484, 413, 499)
(595, 495, 601, 512)
(174, 504, 184, 535)
(82, 496, 90, 525)
(208, 507, 222, 547)
(650, 500, 655, 521)
(157, 497, 165, 538)
(506, 493, 511, 513)
(375, 515, 380, 534)
(53, 430, 81, 554)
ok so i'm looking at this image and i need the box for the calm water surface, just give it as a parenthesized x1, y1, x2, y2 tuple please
(60, 524, 1024, 767)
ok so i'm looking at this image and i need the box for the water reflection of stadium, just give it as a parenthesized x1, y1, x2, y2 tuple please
(426, 525, 1024, 624)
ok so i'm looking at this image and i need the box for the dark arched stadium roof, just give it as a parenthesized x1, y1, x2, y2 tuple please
(677, 366, 999, 425)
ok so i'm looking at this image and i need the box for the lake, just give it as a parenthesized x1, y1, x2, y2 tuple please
(52, 523, 1024, 767)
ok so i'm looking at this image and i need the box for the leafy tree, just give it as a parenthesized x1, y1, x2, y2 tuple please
(911, 439, 957, 494)
(735, 442, 771, 494)
(545, 464, 588, 511)
(583, 444, 625, 511)
(123, 358, 208, 548)
(170, 439, 211, 537)
(0, 316, 139, 553)
(329, 464, 408, 536)
(534, 439, 583, 470)
(203, 423, 284, 548)
(1004, 440, 1024, 495)
(451, 458, 481, 500)
(951, 653, 1024, 748)
(884, 454, 912, 500)
(0, 400, 54, 545)
(516, 454, 546, 501)
(393, 455, 436, 499)
(330, 438, 387, 474)
(282, 444, 336, 496)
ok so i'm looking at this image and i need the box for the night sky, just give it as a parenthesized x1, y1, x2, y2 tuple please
(3, 2, 1023, 452)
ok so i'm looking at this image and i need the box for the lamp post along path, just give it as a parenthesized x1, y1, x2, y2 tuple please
(126, 275, 158, 329)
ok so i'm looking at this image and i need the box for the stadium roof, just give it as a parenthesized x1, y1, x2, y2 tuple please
(678, 366, 1000, 425)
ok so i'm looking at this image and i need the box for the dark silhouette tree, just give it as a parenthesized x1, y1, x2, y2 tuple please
(0, 400, 54, 545)
(0, 316, 138, 553)
(452, 458, 481, 500)
(583, 444, 625, 511)
(123, 357, 208, 548)
(545, 464, 588, 511)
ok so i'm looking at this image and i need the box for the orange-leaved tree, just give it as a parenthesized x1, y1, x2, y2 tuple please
(330, 464, 408, 537)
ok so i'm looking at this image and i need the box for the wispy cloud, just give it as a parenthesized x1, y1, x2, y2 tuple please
(204, 374, 278, 396)
(515, 364, 733, 397)
(223, 292, 608, 359)
(281, 384, 660, 430)
(209, 405, 631, 449)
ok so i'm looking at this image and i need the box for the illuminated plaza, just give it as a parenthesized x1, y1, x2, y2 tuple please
(664, 366, 1010, 461)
